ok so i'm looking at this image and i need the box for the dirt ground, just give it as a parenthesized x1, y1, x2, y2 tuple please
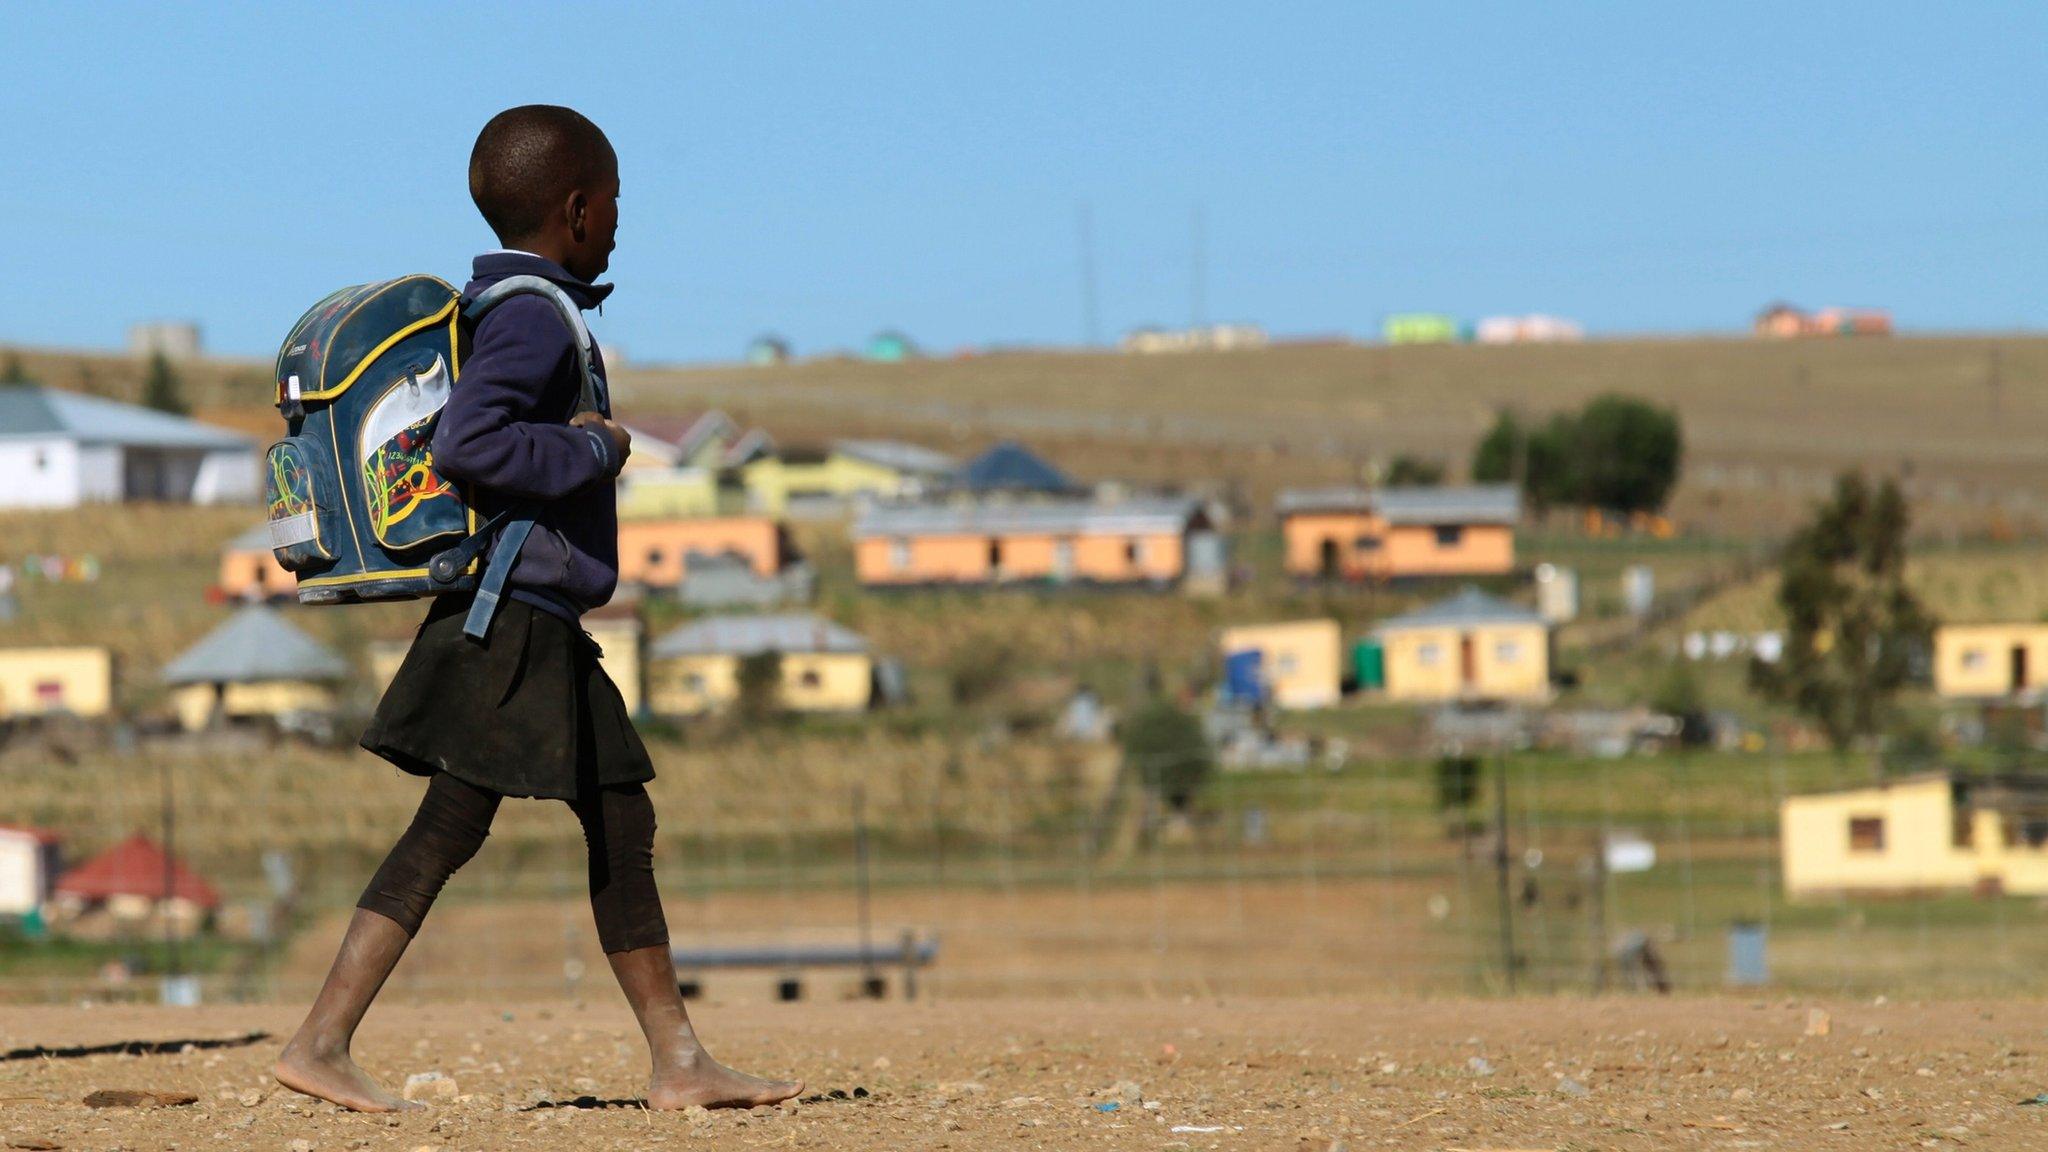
(3, 997, 2046, 1151)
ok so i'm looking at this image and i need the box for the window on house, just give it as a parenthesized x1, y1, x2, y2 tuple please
(1354, 535, 1382, 551)
(1953, 809, 1976, 850)
(799, 668, 822, 689)
(1276, 652, 1299, 675)
(1125, 539, 1144, 565)
(1496, 639, 1522, 664)
(890, 539, 912, 570)
(647, 548, 664, 565)
(33, 450, 48, 471)
(1961, 648, 1988, 671)
(1848, 816, 1885, 853)
(1434, 525, 1464, 548)
(34, 681, 63, 704)
(1416, 642, 1442, 667)
(681, 673, 706, 693)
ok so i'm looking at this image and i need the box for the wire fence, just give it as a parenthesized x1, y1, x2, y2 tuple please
(4, 736, 2044, 1006)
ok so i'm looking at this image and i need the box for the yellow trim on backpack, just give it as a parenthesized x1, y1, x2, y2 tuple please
(296, 295, 461, 402)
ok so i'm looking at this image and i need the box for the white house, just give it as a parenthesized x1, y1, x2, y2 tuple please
(0, 825, 61, 917)
(0, 385, 257, 508)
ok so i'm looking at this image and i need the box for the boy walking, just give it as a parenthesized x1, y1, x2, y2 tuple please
(275, 105, 802, 1113)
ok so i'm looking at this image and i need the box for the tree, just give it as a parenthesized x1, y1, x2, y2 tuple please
(141, 351, 188, 415)
(1565, 394, 1682, 515)
(734, 651, 783, 724)
(1750, 472, 1933, 752)
(1119, 697, 1214, 812)
(1382, 454, 1445, 487)
(1471, 396, 1683, 516)
(1471, 409, 1572, 510)
(0, 351, 25, 384)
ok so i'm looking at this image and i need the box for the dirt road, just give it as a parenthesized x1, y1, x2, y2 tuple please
(2, 996, 2044, 1150)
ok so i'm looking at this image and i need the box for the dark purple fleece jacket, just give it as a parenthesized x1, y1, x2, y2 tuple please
(432, 252, 622, 616)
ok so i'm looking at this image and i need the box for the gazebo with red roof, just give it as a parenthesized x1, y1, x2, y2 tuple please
(53, 834, 220, 911)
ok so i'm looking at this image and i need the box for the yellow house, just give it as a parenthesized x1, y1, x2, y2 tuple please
(1217, 620, 1342, 710)
(616, 467, 723, 519)
(216, 524, 296, 601)
(743, 440, 956, 515)
(1934, 623, 2048, 699)
(1782, 772, 2048, 897)
(161, 605, 348, 732)
(1374, 587, 1550, 703)
(647, 614, 873, 716)
(370, 608, 646, 715)
(0, 647, 114, 720)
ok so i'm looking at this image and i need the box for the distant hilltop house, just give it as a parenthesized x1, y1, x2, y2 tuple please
(1934, 624, 2048, 700)
(161, 604, 348, 733)
(1218, 620, 1343, 710)
(612, 515, 816, 607)
(747, 334, 792, 366)
(0, 646, 113, 721)
(1371, 587, 1551, 703)
(1120, 324, 1269, 354)
(128, 321, 203, 360)
(0, 384, 257, 508)
(1475, 314, 1583, 344)
(647, 613, 876, 716)
(865, 330, 919, 362)
(1278, 484, 1521, 582)
(1382, 314, 1463, 345)
(1781, 772, 2048, 897)
(851, 497, 1222, 591)
(1754, 302, 1892, 338)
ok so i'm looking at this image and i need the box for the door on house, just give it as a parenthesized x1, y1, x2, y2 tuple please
(2013, 645, 2031, 692)
(1319, 538, 1340, 579)
(1459, 635, 1477, 689)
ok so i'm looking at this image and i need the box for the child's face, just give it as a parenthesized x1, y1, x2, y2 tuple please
(565, 161, 620, 281)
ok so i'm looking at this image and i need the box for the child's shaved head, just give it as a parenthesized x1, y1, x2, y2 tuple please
(468, 105, 617, 245)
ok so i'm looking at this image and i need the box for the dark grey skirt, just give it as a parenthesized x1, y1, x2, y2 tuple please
(360, 595, 654, 800)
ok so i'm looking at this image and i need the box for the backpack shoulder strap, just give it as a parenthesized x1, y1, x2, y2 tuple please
(461, 275, 602, 415)
(448, 276, 603, 641)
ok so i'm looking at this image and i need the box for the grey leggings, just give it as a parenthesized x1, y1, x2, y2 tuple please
(357, 771, 669, 954)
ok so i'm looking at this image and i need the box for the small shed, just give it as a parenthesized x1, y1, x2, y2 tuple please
(0, 646, 113, 720)
(0, 384, 257, 508)
(0, 825, 62, 917)
(1934, 623, 2048, 699)
(1217, 620, 1343, 710)
(1374, 586, 1550, 703)
(161, 605, 349, 732)
(217, 523, 295, 601)
(865, 330, 918, 362)
(51, 833, 220, 937)
(648, 614, 874, 716)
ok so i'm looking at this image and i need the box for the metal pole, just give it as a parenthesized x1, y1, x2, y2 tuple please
(161, 755, 180, 982)
(1493, 752, 1515, 993)
(853, 784, 875, 990)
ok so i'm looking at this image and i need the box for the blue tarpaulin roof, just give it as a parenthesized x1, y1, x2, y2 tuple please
(958, 441, 1077, 494)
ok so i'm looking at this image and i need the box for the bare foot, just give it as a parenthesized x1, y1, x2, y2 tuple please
(646, 1050, 803, 1110)
(273, 1038, 423, 1113)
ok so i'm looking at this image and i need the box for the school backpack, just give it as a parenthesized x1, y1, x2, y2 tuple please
(266, 273, 600, 638)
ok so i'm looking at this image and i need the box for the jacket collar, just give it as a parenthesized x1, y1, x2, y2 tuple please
(469, 250, 614, 310)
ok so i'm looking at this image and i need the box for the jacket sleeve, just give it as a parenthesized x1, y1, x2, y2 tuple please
(432, 297, 621, 501)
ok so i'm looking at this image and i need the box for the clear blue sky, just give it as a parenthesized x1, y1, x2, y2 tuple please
(2, 3, 2042, 363)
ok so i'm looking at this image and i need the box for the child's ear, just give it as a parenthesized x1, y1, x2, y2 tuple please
(567, 189, 588, 243)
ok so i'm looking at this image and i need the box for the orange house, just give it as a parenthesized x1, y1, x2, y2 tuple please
(852, 498, 1217, 588)
(616, 516, 792, 588)
(217, 524, 295, 601)
(1280, 485, 1519, 582)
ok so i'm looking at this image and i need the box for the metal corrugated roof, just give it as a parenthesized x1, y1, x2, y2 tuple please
(1372, 485, 1521, 525)
(651, 613, 869, 658)
(1374, 586, 1546, 632)
(833, 439, 958, 476)
(852, 497, 1202, 539)
(1277, 484, 1520, 524)
(0, 385, 253, 450)
(161, 605, 349, 684)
